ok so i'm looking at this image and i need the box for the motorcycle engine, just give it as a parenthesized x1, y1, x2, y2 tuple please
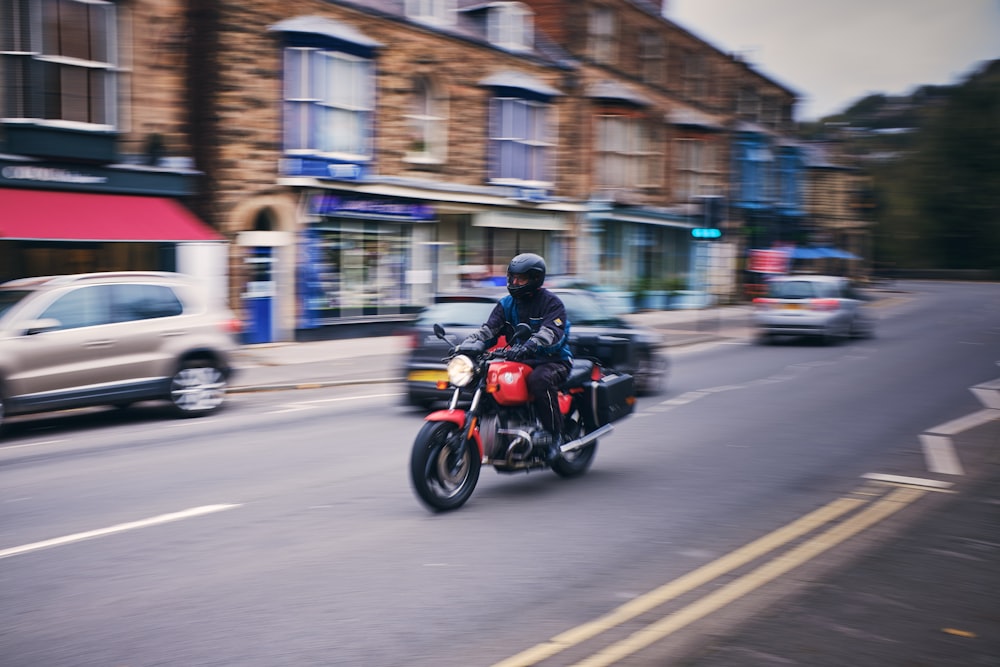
(479, 414, 501, 459)
(481, 413, 535, 461)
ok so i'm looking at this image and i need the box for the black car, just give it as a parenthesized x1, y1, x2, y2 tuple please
(401, 288, 668, 408)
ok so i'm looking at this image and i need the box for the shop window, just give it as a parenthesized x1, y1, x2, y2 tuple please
(1, 0, 118, 127)
(299, 223, 413, 322)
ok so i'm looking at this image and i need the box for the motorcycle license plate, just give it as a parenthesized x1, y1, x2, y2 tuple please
(408, 370, 449, 383)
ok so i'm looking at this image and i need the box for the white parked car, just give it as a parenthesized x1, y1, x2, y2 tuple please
(752, 275, 875, 344)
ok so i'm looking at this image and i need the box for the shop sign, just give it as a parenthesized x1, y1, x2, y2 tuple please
(310, 194, 435, 222)
(283, 156, 366, 180)
(1, 165, 107, 185)
(516, 187, 551, 202)
(748, 248, 790, 274)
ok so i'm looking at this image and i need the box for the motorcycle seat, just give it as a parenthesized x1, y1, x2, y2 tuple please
(563, 359, 595, 389)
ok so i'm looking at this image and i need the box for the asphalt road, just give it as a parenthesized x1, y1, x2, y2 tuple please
(1, 281, 997, 666)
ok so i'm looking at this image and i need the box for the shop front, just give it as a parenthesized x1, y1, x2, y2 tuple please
(584, 202, 695, 298)
(297, 191, 436, 330)
(0, 175, 226, 303)
(280, 174, 578, 337)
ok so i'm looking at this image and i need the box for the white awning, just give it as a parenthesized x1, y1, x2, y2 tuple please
(474, 211, 566, 231)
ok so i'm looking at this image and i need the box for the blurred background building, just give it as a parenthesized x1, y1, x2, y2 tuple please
(0, 0, 870, 342)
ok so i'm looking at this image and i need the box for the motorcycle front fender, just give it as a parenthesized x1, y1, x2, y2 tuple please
(425, 408, 484, 459)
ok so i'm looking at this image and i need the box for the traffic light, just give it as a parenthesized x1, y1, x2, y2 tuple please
(703, 195, 724, 228)
(691, 228, 722, 239)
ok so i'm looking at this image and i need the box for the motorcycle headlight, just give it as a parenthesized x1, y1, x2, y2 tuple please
(447, 354, 476, 387)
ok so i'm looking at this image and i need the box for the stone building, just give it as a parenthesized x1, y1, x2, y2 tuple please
(802, 143, 872, 277)
(1, 0, 823, 343)
(520, 0, 803, 299)
(0, 0, 226, 303)
(183, 0, 598, 342)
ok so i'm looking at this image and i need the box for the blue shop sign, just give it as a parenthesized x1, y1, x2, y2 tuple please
(310, 194, 435, 222)
(284, 156, 367, 180)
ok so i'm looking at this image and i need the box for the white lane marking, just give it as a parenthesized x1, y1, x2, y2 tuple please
(297, 392, 403, 406)
(269, 391, 404, 414)
(927, 409, 999, 436)
(660, 391, 706, 406)
(862, 473, 955, 490)
(971, 378, 1000, 409)
(0, 504, 241, 560)
(703, 384, 745, 393)
(0, 439, 66, 451)
(920, 434, 965, 476)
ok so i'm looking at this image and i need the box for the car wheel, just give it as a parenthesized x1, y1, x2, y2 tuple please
(636, 355, 668, 396)
(169, 358, 227, 417)
(851, 317, 875, 339)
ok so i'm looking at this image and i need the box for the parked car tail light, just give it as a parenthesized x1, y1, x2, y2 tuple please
(753, 298, 776, 309)
(221, 317, 243, 335)
(810, 298, 840, 311)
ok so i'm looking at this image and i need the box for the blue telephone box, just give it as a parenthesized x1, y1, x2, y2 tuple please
(243, 248, 275, 344)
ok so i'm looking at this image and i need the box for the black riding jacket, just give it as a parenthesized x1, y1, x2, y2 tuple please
(469, 288, 572, 364)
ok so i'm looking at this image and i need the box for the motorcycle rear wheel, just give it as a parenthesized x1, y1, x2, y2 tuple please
(410, 421, 481, 512)
(551, 407, 597, 478)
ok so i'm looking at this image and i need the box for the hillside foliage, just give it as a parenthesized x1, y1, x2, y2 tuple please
(799, 60, 1000, 274)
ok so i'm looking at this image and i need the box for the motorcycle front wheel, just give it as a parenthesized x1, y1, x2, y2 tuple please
(410, 421, 481, 512)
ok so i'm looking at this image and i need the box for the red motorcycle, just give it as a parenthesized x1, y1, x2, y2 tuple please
(410, 323, 635, 512)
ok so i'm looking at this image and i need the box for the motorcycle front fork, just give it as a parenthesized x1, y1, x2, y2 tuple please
(446, 386, 483, 459)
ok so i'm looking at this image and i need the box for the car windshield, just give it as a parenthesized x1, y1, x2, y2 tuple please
(769, 281, 821, 299)
(415, 301, 497, 327)
(0, 289, 32, 320)
(556, 291, 621, 326)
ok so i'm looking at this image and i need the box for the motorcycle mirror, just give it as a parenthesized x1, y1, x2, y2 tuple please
(514, 322, 532, 342)
(433, 323, 446, 339)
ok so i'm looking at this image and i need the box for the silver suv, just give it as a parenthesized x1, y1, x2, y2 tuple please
(0, 272, 240, 432)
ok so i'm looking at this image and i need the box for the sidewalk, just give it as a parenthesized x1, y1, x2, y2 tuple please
(228, 305, 754, 394)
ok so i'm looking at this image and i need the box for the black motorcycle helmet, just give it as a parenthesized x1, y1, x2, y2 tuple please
(506, 253, 546, 300)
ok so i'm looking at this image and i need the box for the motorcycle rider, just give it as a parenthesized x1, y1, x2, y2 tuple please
(462, 253, 572, 461)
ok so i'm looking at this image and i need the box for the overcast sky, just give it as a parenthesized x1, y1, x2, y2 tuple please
(666, 0, 1000, 121)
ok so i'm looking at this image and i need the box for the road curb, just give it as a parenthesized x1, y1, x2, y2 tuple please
(227, 333, 731, 394)
(228, 377, 403, 394)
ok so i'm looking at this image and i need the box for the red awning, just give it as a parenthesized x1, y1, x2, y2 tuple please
(0, 189, 223, 242)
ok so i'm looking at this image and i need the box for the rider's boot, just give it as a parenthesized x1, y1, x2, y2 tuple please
(532, 429, 562, 462)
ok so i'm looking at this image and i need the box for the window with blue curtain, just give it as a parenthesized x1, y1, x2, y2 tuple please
(283, 46, 373, 159)
(488, 96, 553, 185)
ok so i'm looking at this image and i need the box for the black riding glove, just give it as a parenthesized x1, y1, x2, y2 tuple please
(508, 339, 538, 360)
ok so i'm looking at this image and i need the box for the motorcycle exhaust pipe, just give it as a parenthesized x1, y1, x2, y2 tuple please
(498, 429, 534, 461)
(560, 424, 614, 454)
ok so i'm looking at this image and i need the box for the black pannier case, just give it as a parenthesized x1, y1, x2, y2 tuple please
(586, 372, 636, 426)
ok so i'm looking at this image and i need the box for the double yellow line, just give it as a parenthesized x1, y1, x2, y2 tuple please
(492, 484, 927, 667)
